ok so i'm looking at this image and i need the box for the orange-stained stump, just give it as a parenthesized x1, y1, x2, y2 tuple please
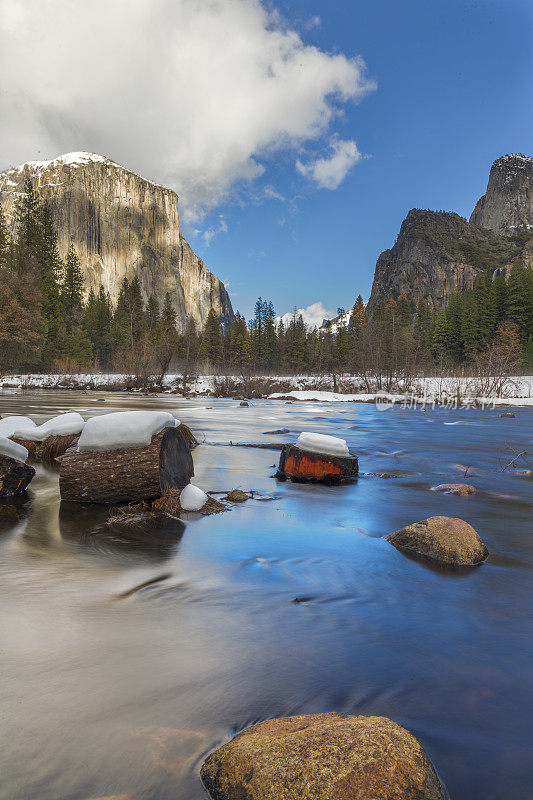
(276, 444, 358, 484)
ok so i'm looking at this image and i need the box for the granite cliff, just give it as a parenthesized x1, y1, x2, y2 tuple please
(0, 152, 233, 331)
(366, 154, 533, 316)
(470, 153, 533, 234)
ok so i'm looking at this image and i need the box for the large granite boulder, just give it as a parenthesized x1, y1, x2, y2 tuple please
(386, 515, 488, 566)
(201, 712, 449, 800)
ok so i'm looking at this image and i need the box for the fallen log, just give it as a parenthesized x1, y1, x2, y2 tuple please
(276, 444, 358, 483)
(0, 454, 35, 497)
(39, 433, 80, 464)
(59, 427, 193, 504)
(177, 422, 198, 449)
(10, 437, 40, 461)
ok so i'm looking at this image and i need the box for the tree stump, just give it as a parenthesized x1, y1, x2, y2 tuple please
(59, 428, 194, 504)
(276, 444, 358, 483)
(0, 455, 35, 497)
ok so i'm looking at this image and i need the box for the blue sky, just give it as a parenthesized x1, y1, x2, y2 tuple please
(185, 0, 532, 320)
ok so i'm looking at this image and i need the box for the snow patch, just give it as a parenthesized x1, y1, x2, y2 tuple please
(0, 437, 28, 463)
(0, 416, 36, 437)
(77, 411, 177, 453)
(179, 483, 208, 511)
(16, 152, 109, 171)
(13, 412, 85, 442)
(296, 432, 349, 457)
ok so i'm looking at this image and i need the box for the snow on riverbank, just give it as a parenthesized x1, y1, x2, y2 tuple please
(1, 373, 532, 406)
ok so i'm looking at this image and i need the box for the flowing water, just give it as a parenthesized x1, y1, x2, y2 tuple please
(0, 391, 532, 800)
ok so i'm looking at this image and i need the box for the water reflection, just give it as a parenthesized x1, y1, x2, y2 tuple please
(59, 501, 186, 561)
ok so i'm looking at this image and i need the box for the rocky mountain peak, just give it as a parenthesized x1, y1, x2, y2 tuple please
(470, 153, 533, 234)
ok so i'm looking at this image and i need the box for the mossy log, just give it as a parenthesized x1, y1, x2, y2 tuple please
(59, 428, 194, 504)
(39, 433, 80, 464)
(10, 437, 40, 461)
(277, 444, 358, 483)
(0, 454, 35, 497)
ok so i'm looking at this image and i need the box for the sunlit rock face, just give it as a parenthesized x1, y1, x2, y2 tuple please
(0, 152, 233, 331)
(470, 153, 533, 235)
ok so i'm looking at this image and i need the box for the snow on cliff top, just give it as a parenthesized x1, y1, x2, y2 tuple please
(2, 152, 168, 192)
(13, 152, 111, 171)
(496, 153, 532, 164)
(77, 410, 177, 453)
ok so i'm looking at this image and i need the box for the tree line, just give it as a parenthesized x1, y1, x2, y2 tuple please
(0, 178, 531, 386)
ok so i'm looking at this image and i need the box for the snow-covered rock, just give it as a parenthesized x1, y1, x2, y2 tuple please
(13, 412, 85, 442)
(180, 483, 208, 511)
(296, 432, 349, 457)
(0, 437, 28, 463)
(0, 416, 36, 437)
(77, 411, 177, 452)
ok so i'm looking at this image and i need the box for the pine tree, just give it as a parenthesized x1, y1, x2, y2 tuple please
(154, 292, 178, 381)
(263, 300, 277, 370)
(459, 290, 480, 359)
(200, 308, 223, 365)
(62, 245, 84, 331)
(396, 290, 412, 326)
(146, 294, 160, 333)
(0, 207, 10, 267)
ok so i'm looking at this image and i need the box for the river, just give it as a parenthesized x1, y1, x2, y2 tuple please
(0, 391, 532, 800)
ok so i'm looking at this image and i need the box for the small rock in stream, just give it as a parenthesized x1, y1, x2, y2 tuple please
(386, 515, 488, 567)
(431, 483, 476, 496)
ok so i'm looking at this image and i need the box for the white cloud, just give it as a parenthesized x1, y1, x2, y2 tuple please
(264, 185, 285, 202)
(276, 301, 335, 330)
(202, 215, 228, 246)
(296, 137, 362, 189)
(0, 0, 375, 221)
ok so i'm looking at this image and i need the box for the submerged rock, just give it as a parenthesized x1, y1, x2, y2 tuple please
(386, 515, 488, 566)
(499, 411, 515, 418)
(239, 401, 250, 407)
(431, 483, 477, 497)
(225, 489, 249, 502)
(201, 712, 449, 800)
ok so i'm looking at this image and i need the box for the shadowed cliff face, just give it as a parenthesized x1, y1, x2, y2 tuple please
(366, 211, 493, 315)
(367, 154, 533, 315)
(0, 152, 233, 331)
(470, 153, 533, 235)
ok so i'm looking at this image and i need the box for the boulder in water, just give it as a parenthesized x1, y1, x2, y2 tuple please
(431, 483, 476, 497)
(386, 515, 488, 566)
(201, 712, 449, 800)
(225, 489, 249, 502)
